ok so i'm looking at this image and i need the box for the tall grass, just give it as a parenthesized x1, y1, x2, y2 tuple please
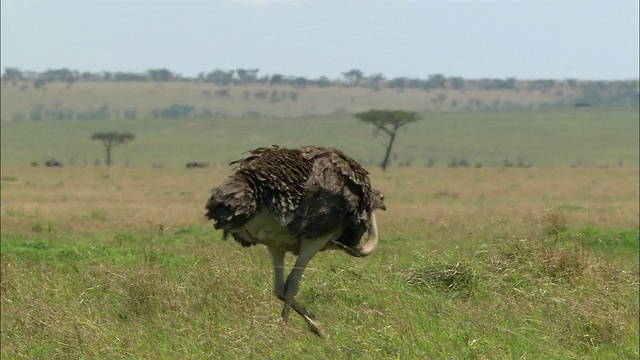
(1, 166, 638, 359)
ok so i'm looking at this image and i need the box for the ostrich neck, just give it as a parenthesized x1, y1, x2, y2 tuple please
(354, 213, 379, 257)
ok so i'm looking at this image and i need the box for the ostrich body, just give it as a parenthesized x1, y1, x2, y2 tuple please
(205, 145, 385, 337)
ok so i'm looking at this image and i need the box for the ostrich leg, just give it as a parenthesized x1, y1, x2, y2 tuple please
(281, 237, 331, 337)
(267, 247, 286, 304)
(267, 245, 320, 333)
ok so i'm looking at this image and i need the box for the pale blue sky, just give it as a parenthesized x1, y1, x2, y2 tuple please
(1, 0, 638, 80)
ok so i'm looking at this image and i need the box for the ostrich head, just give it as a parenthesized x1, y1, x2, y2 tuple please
(342, 189, 386, 258)
(372, 189, 387, 211)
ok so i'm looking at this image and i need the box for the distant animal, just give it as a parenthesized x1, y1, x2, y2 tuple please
(186, 161, 208, 169)
(30, 162, 38, 167)
(205, 145, 386, 337)
(45, 158, 63, 167)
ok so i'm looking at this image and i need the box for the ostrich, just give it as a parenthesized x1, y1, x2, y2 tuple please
(205, 145, 386, 337)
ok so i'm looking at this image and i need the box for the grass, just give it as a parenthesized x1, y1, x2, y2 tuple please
(2, 82, 637, 357)
(1, 165, 638, 359)
(0, 80, 581, 121)
(1, 108, 638, 168)
(2, 80, 638, 168)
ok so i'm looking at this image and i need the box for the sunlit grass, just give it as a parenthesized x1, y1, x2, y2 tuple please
(1, 165, 638, 358)
(1, 108, 638, 168)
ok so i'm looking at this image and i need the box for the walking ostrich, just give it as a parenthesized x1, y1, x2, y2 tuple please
(205, 145, 386, 337)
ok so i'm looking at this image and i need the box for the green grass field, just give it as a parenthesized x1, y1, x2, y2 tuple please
(1, 165, 638, 359)
(1, 82, 639, 358)
(1, 108, 638, 168)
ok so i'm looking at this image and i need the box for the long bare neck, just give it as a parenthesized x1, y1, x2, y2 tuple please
(354, 213, 379, 257)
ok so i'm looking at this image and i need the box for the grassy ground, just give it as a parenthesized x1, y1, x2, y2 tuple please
(1, 165, 638, 359)
(0, 80, 578, 120)
(1, 108, 638, 168)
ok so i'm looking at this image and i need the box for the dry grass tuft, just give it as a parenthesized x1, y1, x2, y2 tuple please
(487, 236, 588, 283)
(406, 256, 478, 299)
(543, 207, 569, 236)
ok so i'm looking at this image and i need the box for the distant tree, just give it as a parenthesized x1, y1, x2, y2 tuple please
(205, 70, 234, 86)
(503, 77, 517, 90)
(528, 79, 556, 93)
(314, 76, 332, 88)
(426, 74, 447, 89)
(148, 68, 174, 81)
(486, 78, 514, 90)
(91, 132, 135, 166)
(388, 77, 407, 91)
(355, 110, 421, 171)
(156, 104, 194, 119)
(367, 73, 385, 90)
(270, 74, 284, 86)
(80, 71, 101, 81)
(342, 69, 364, 87)
(33, 79, 47, 90)
(3, 67, 24, 85)
(41, 68, 76, 83)
(291, 77, 308, 88)
(408, 78, 427, 90)
(236, 69, 259, 85)
(448, 77, 465, 90)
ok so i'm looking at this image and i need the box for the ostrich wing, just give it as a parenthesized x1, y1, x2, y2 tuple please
(206, 147, 312, 230)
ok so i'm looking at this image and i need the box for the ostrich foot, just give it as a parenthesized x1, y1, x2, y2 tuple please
(281, 303, 291, 323)
(283, 299, 327, 338)
(306, 319, 327, 338)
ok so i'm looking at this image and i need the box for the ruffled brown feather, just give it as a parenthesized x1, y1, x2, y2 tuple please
(205, 145, 380, 249)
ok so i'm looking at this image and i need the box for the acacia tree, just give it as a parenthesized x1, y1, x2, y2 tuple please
(342, 69, 364, 87)
(355, 110, 421, 171)
(91, 132, 135, 166)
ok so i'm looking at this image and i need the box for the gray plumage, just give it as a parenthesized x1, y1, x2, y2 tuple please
(205, 145, 385, 337)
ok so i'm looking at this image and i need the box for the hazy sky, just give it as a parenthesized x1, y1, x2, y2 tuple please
(1, 0, 638, 80)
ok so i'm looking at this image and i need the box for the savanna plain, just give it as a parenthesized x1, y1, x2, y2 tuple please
(1, 107, 639, 359)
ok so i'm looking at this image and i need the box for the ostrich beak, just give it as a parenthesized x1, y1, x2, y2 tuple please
(379, 204, 387, 211)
